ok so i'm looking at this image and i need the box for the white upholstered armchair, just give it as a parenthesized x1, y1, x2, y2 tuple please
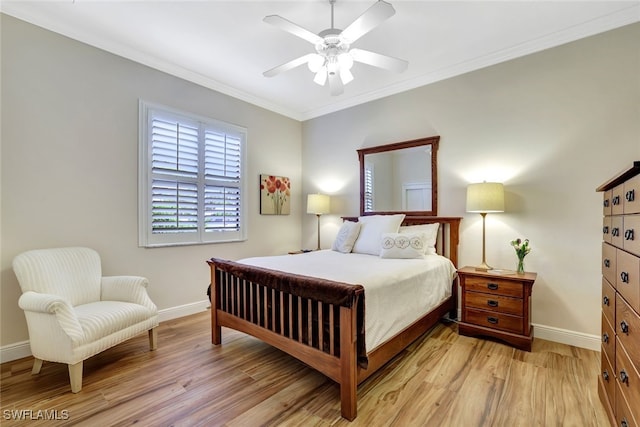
(12, 247, 159, 393)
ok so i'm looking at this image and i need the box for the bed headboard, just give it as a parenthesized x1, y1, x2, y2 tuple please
(341, 216, 461, 267)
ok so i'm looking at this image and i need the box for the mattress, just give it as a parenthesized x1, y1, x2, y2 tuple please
(239, 250, 456, 352)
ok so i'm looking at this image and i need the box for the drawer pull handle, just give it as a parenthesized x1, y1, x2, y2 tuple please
(612, 227, 620, 237)
(621, 419, 628, 427)
(602, 332, 609, 343)
(487, 283, 499, 290)
(487, 300, 499, 307)
(604, 259, 610, 268)
(604, 199, 610, 208)
(624, 229, 634, 241)
(487, 316, 499, 324)
(602, 370, 610, 381)
(613, 195, 621, 205)
(620, 320, 629, 334)
(620, 369, 629, 384)
(603, 226, 609, 235)
(626, 189, 635, 202)
(620, 272, 629, 283)
(603, 296, 610, 306)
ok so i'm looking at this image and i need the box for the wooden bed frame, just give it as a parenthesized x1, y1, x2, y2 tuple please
(207, 216, 461, 421)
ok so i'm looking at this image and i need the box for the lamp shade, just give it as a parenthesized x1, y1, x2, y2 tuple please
(307, 194, 330, 215)
(466, 182, 505, 213)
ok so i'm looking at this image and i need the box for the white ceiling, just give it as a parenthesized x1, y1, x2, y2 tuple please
(2, 1, 639, 121)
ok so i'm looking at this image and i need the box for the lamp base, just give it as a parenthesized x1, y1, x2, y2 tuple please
(474, 262, 493, 272)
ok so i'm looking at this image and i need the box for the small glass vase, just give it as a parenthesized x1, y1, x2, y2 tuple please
(516, 258, 525, 275)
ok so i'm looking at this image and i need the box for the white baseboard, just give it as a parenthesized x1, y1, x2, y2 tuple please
(532, 323, 601, 351)
(157, 299, 210, 323)
(0, 300, 211, 363)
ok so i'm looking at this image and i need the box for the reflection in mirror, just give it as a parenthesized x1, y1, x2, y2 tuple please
(358, 136, 439, 216)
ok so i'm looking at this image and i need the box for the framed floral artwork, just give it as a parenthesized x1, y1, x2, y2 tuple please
(260, 175, 290, 215)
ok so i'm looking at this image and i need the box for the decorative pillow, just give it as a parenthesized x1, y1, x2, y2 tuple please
(331, 221, 361, 253)
(380, 233, 426, 259)
(400, 223, 439, 254)
(352, 214, 406, 256)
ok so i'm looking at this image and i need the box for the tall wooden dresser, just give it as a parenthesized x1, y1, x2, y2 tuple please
(597, 161, 640, 427)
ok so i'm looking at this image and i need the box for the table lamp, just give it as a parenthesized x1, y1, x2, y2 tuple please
(307, 194, 330, 250)
(466, 182, 504, 271)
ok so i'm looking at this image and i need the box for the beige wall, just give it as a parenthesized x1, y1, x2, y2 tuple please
(1, 14, 302, 348)
(302, 23, 640, 346)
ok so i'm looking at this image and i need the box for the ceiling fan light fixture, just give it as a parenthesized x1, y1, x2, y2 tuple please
(337, 52, 354, 70)
(339, 67, 354, 85)
(314, 67, 328, 86)
(308, 54, 326, 73)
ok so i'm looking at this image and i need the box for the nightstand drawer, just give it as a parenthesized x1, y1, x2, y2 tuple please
(464, 308, 523, 334)
(464, 276, 524, 298)
(465, 291, 522, 316)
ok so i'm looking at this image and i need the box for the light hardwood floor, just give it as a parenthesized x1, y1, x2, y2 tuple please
(1, 311, 609, 426)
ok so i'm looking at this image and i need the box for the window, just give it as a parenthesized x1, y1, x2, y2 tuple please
(364, 162, 374, 212)
(139, 101, 247, 247)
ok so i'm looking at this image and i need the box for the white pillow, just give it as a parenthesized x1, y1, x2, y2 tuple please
(331, 221, 361, 253)
(380, 233, 426, 259)
(400, 223, 439, 254)
(352, 214, 406, 256)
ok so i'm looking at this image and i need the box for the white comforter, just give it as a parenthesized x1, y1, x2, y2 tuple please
(239, 250, 457, 352)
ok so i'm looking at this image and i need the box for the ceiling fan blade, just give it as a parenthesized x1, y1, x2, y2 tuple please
(264, 15, 323, 45)
(340, 1, 395, 43)
(328, 71, 344, 96)
(263, 54, 317, 77)
(350, 48, 408, 73)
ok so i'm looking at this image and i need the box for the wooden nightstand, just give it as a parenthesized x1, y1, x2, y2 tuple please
(457, 266, 537, 351)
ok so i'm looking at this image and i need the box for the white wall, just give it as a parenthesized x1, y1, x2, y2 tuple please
(1, 15, 302, 350)
(302, 23, 640, 348)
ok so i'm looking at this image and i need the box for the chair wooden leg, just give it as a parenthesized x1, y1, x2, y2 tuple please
(68, 361, 83, 393)
(31, 358, 43, 375)
(148, 328, 158, 351)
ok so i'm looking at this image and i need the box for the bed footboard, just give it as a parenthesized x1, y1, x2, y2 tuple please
(208, 258, 363, 420)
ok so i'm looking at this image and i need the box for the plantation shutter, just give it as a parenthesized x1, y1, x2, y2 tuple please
(139, 101, 246, 247)
(364, 164, 374, 212)
(151, 118, 199, 233)
(204, 130, 242, 231)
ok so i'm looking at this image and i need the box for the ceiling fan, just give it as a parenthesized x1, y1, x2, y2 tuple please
(263, 0, 408, 96)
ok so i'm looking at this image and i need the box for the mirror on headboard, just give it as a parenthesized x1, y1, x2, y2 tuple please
(357, 136, 439, 216)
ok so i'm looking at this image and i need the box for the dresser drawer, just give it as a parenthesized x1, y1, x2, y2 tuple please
(616, 381, 639, 427)
(612, 216, 625, 249)
(613, 184, 625, 216)
(604, 189, 613, 216)
(465, 291, 523, 316)
(617, 294, 640, 370)
(616, 340, 640, 426)
(603, 278, 616, 326)
(464, 276, 524, 298)
(623, 215, 640, 257)
(603, 312, 616, 367)
(617, 250, 640, 312)
(464, 308, 523, 334)
(604, 216, 613, 243)
(601, 347, 616, 413)
(603, 243, 618, 286)
(625, 174, 640, 214)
